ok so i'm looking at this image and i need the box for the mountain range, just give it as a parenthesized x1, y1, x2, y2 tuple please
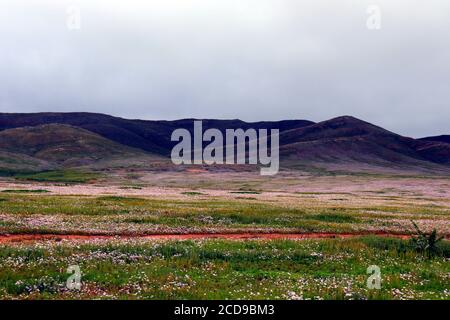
(0, 112, 449, 175)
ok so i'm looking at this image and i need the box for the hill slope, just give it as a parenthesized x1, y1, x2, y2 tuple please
(413, 140, 450, 165)
(0, 113, 314, 156)
(279, 116, 450, 172)
(0, 124, 151, 167)
(0, 113, 448, 175)
(0, 151, 55, 174)
(419, 135, 450, 144)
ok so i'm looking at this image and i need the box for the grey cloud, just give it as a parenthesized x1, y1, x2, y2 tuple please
(0, 0, 449, 137)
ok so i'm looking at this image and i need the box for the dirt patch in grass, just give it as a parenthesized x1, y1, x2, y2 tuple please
(0, 231, 426, 244)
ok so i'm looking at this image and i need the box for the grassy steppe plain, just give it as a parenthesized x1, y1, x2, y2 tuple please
(0, 172, 449, 299)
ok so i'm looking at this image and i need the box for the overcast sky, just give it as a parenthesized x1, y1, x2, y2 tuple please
(0, 0, 449, 137)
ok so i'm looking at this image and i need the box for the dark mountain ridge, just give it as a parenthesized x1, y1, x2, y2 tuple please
(0, 112, 449, 174)
(419, 135, 450, 144)
(0, 112, 314, 156)
(280, 116, 450, 166)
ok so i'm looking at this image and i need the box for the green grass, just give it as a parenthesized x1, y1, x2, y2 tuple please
(119, 186, 143, 190)
(0, 185, 448, 300)
(0, 194, 370, 233)
(14, 170, 101, 183)
(0, 238, 448, 300)
(0, 169, 35, 177)
(181, 192, 204, 196)
(306, 213, 358, 223)
(1, 189, 49, 194)
(0, 193, 447, 235)
(230, 191, 261, 194)
(96, 196, 143, 202)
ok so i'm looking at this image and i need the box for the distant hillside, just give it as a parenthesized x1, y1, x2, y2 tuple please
(419, 135, 450, 144)
(414, 140, 450, 165)
(0, 124, 151, 167)
(0, 112, 448, 175)
(279, 116, 450, 171)
(0, 113, 314, 156)
(416, 135, 450, 165)
(0, 150, 55, 174)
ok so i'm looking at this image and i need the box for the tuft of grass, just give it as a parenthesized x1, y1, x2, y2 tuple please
(14, 170, 101, 183)
(0, 169, 32, 177)
(1, 189, 49, 194)
(361, 235, 450, 258)
(182, 192, 204, 196)
(360, 236, 411, 254)
(307, 213, 357, 223)
(410, 220, 445, 258)
(230, 191, 261, 195)
(119, 186, 143, 190)
(96, 196, 143, 202)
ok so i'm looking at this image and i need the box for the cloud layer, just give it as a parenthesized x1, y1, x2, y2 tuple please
(0, 0, 449, 137)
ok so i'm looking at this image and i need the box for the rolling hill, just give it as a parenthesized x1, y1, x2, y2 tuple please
(0, 112, 448, 175)
(0, 150, 55, 174)
(0, 113, 314, 156)
(279, 116, 450, 172)
(419, 135, 450, 144)
(413, 140, 450, 165)
(280, 116, 420, 160)
(0, 124, 153, 169)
